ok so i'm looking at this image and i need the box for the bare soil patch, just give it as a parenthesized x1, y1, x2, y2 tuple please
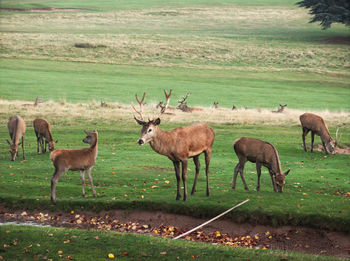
(316, 144, 350, 155)
(1, 207, 349, 258)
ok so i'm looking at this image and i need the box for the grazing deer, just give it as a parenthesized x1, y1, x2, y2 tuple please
(213, 102, 219, 109)
(22, 97, 44, 107)
(232, 137, 290, 192)
(133, 93, 215, 201)
(33, 118, 57, 153)
(7, 115, 26, 161)
(300, 113, 335, 155)
(50, 130, 98, 203)
(272, 104, 287, 113)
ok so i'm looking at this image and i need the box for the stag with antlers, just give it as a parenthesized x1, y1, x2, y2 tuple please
(133, 92, 215, 201)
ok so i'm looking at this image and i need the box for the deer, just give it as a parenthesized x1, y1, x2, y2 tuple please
(133, 93, 215, 201)
(22, 97, 44, 107)
(177, 93, 203, 113)
(50, 130, 98, 203)
(33, 118, 57, 153)
(156, 89, 175, 114)
(7, 115, 26, 161)
(272, 104, 287, 113)
(232, 137, 290, 193)
(213, 102, 219, 109)
(299, 113, 336, 155)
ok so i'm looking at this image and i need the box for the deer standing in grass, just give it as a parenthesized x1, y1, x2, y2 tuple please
(7, 115, 26, 161)
(300, 113, 335, 155)
(50, 130, 98, 203)
(133, 92, 215, 201)
(232, 137, 290, 192)
(22, 97, 44, 107)
(33, 118, 57, 153)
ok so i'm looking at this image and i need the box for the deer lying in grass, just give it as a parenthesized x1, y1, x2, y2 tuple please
(22, 97, 44, 107)
(133, 93, 215, 201)
(232, 137, 290, 192)
(33, 118, 57, 153)
(7, 115, 26, 161)
(272, 104, 287, 113)
(50, 130, 98, 203)
(177, 93, 203, 113)
(300, 113, 335, 155)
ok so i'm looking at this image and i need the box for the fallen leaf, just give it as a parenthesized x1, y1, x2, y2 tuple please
(107, 253, 115, 259)
(160, 251, 167, 255)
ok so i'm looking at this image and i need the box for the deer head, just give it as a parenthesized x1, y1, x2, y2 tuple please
(7, 139, 21, 161)
(134, 117, 161, 145)
(48, 140, 58, 152)
(82, 130, 98, 144)
(275, 169, 290, 192)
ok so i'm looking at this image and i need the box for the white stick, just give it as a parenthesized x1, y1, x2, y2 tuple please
(173, 199, 249, 240)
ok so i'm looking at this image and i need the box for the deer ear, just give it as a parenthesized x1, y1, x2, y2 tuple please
(6, 139, 11, 145)
(134, 116, 146, 125)
(154, 118, 161, 125)
(84, 130, 89, 135)
(284, 169, 290, 176)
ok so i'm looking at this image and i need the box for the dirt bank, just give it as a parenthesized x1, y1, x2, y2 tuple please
(1, 207, 349, 258)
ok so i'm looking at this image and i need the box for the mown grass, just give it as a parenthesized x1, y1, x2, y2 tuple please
(0, 120, 349, 232)
(0, 58, 349, 111)
(1, 225, 346, 261)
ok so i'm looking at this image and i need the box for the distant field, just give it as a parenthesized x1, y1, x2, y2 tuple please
(1, 0, 349, 110)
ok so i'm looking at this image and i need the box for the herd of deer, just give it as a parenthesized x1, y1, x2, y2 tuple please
(6, 92, 338, 203)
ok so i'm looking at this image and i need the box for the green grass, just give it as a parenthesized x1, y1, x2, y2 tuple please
(1, 122, 349, 232)
(0, 225, 346, 261)
(0, 58, 349, 110)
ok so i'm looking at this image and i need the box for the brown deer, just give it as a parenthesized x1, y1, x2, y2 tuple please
(272, 104, 287, 113)
(133, 94, 215, 201)
(232, 137, 290, 192)
(213, 102, 219, 109)
(177, 93, 203, 112)
(7, 115, 26, 161)
(22, 97, 44, 107)
(50, 130, 98, 203)
(33, 118, 57, 153)
(300, 113, 335, 155)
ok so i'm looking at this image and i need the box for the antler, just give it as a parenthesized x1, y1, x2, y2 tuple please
(178, 92, 190, 104)
(159, 89, 173, 114)
(131, 92, 146, 120)
(335, 128, 342, 146)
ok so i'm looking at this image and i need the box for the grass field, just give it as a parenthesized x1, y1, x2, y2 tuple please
(1, 0, 350, 259)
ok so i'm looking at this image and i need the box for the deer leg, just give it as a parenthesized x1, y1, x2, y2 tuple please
(232, 163, 240, 189)
(191, 156, 200, 195)
(51, 167, 66, 203)
(21, 136, 25, 160)
(239, 164, 249, 190)
(86, 168, 97, 197)
(311, 131, 315, 153)
(173, 161, 181, 200)
(44, 139, 47, 153)
(80, 170, 86, 197)
(181, 160, 188, 201)
(40, 136, 44, 154)
(302, 128, 309, 152)
(269, 170, 277, 192)
(35, 131, 40, 153)
(204, 150, 211, 197)
(256, 163, 262, 191)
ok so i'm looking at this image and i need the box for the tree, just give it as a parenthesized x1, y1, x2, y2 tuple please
(296, 0, 350, 29)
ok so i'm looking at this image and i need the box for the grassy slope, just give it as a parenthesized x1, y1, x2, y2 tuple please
(1, 225, 345, 261)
